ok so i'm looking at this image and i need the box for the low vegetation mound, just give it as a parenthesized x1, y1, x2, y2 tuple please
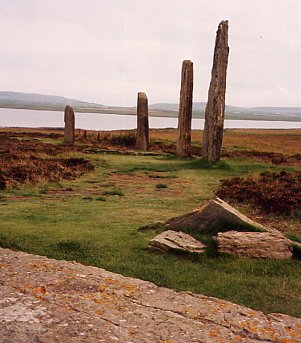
(0, 134, 67, 156)
(216, 170, 301, 217)
(77, 130, 137, 148)
(223, 150, 301, 165)
(0, 136, 93, 189)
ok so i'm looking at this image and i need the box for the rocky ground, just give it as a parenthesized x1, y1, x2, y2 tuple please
(0, 248, 300, 343)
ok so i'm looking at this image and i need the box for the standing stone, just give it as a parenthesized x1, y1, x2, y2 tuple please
(64, 105, 75, 144)
(176, 60, 194, 157)
(136, 92, 149, 151)
(202, 20, 229, 162)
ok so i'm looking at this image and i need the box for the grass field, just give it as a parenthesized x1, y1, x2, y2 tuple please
(0, 128, 301, 317)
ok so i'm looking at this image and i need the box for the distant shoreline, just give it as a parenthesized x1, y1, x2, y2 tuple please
(1, 105, 301, 122)
(1, 108, 301, 130)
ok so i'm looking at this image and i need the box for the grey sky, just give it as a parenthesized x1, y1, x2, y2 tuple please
(0, 0, 300, 107)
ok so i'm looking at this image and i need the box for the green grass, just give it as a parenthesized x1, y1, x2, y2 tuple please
(155, 183, 168, 189)
(0, 195, 7, 202)
(1, 152, 301, 317)
(103, 189, 124, 196)
(286, 232, 301, 243)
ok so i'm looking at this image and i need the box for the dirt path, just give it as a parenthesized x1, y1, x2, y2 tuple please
(0, 248, 300, 342)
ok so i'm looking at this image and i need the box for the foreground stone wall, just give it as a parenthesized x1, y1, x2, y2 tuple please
(0, 248, 300, 342)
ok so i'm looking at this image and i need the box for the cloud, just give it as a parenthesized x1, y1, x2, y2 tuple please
(0, 0, 300, 106)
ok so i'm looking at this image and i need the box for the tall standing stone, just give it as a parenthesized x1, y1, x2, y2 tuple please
(64, 105, 75, 144)
(176, 60, 194, 157)
(202, 20, 229, 162)
(136, 92, 149, 151)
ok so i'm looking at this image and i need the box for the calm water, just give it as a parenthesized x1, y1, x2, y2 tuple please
(0, 108, 301, 130)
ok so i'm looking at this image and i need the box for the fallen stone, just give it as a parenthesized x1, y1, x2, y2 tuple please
(149, 230, 206, 253)
(164, 197, 267, 233)
(215, 230, 292, 259)
(0, 248, 300, 342)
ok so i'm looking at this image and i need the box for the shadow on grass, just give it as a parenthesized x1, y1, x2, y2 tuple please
(292, 245, 301, 259)
(155, 155, 232, 170)
(183, 158, 232, 171)
(0, 234, 24, 251)
(50, 240, 100, 260)
(119, 157, 233, 174)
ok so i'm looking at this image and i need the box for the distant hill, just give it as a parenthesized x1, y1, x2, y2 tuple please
(150, 102, 301, 121)
(0, 91, 300, 122)
(0, 91, 104, 111)
(150, 102, 206, 112)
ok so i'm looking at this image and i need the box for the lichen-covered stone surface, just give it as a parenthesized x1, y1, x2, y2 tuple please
(0, 248, 300, 342)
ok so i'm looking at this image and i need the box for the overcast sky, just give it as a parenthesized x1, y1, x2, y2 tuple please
(0, 0, 300, 107)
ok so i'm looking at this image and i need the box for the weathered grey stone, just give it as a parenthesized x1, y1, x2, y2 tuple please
(0, 248, 300, 342)
(149, 230, 206, 253)
(165, 197, 267, 233)
(202, 20, 229, 162)
(215, 230, 292, 259)
(136, 92, 149, 151)
(64, 105, 75, 144)
(176, 60, 193, 157)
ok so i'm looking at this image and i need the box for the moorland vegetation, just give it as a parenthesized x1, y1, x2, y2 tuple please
(0, 127, 300, 316)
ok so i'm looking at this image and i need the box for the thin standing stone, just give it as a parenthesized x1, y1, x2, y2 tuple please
(176, 60, 194, 157)
(136, 92, 149, 151)
(64, 105, 75, 144)
(202, 20, 229, 162)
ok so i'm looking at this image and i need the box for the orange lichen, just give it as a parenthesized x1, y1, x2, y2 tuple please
(95, 310, 104, 315)
(31, 286, 47, 294)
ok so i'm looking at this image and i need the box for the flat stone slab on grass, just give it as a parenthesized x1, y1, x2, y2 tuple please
(215, 230, 293, 259)
(148, 230, 206, 253)
(0, 248, 301, 342)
